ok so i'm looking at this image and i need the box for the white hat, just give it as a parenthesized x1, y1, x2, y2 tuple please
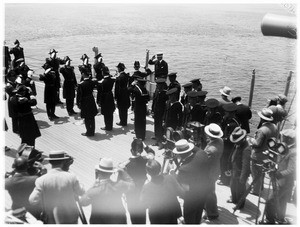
(95, 158, 116, 173)
(204, 123, 223, 138)
(172, 139, 194, 154)
(258, 108, 273, 121)
(230, 127, 247, 143)
(45, 150, 70, 161)
(219, 86, 231, 97)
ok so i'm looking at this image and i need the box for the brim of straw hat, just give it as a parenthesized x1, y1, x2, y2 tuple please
(95, 165, 117, 173)
(204, 125, 224, 138)
(258, 111, 273, 121)
(172, 143, 194, 154)
(219, 89, 229, 96)
(230, 130, 247, 143)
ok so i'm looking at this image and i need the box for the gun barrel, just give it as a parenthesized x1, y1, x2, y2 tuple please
(261, 13, 297, 39)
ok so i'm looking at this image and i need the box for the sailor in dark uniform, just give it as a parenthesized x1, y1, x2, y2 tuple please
(130, 78, 150, 140)
(39, 68, 59, 121)
(204, 98, 222, 126)
(4, 41, 11, 76)
(151, 78, 168, 148)
(93, 53, 105, 81)
(180, 82, 193, 106)
(182, 91, 197, 128)
(98, 66, 116, 131)
(195, 90, 208, 124)
(9, 39, 25, 69)
(25, 70, 37, 96)
(164, 88, 183, 130)
(42, 49, 65, 105)
(219, 103, 240, 186)
(114, 62, 130, 126)
(190, 78, 202, 91)
(76, 70, 98, 136)
(59, 56, 78, 115)
(78, 54, 92, 81)
(148, 52, 168, 79)
(231, 96, 252, 133)
(167, 72, 181, 101)
(128, 61, 143, 111)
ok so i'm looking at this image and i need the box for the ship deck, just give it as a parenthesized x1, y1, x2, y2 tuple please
(4, 80, 297, 224)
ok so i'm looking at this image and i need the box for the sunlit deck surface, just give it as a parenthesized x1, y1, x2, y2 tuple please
(4, 80, 297, 224)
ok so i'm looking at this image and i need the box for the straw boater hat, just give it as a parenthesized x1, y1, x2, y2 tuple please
(204, 123, 223, 138)
(230, 127, 247, 143)
(45, 150, 70, 161)
(219, 86, 231, 96)
(172, 139, 194, 154)
(258, 108, 273, 121)
(95, 158, 117, 173)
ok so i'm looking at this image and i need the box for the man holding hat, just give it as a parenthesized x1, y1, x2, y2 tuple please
(204, 98, 222, 126)
(130, 77, 150, 140)
(97, 66, 116, 131)
(80, 157, 134, 224)
(42, 49, 65, 105)
(262, 128, 296, 224)
(93, 53, 105, 81)
(172, 139, 210, 224)
(59, 56, 78, 116)
(115, 62, 131, 126)
(29, 150, 85, 224)
(248, 108, 277, 196)
(148, 52, 168, 79)
(227, 127, 251, 209)
(164, 87, 183, 131)
(203, 123, 224, 221)
(167, 72, 181, 101)
(219, 103, 240, 186)
(190, 78, 202, 91)
(151, 78, 168, 148)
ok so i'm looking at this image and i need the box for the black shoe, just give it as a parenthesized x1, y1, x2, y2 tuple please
(116, 122, 122, 126)
(49, 117, 54, 121)
(52, 115, 60, 119)
(81, 133, 94, 137)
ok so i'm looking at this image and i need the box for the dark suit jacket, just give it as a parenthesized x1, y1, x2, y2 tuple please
(164, 101, 183, 130)
(97, 76, 115, 115)
(60, 66, 77, 99)
(236, 103, 252, 133)
(114, 72, 130, 109)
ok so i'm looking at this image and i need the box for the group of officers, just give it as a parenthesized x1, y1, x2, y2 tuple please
(4, 41, 296, 224)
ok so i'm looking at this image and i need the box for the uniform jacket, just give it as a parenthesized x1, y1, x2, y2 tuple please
(221, 116, 240, 141)
(204, 138, 224, 181)
(5, 80, 18, 118)
(114, 71, 130, 109)
(78, 64, 92, 81)
(164, 100, 183, 130)
(4, 45, 11, 68)
(76, 78, 98, 118)
(93, 62, 105, 81)
(39, 71, 57, 104)
(148, 59, 168, 78)
(132, 84, 149, 114)
(60, 66, 77, 99)
(9, 46, 25, 66)
(97, 75, 115, 115)
(168, 80, 181, 100)
(42, 57, 64, 88)
(190, 104, 207, 124)
(231, 140, 251, 182)
(204, 110, 222, 126)
(152, 89, 168, 117)
(29, 168, 85, 224)
(235, 103, 252, 133)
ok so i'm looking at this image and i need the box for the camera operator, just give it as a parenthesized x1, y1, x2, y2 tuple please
(122, 138, 155, 224)
(10, 84, 41, 147)
(5, 157, 42, 221)
(80, 157, 134, 224)
(261, 129, 296, 224)
(29, 150, 85, 224)
(172, 139, 210, 224)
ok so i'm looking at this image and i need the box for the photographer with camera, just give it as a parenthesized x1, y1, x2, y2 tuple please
(122, 138, 155, 224)
(261, 129, 296, 224)
(80, 157, 134, 224)
(29, 150, 85, 224)
(5, 157, 42, 221)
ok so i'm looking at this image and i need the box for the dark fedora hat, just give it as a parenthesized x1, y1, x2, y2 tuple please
(167, 72, 177, 77)
(187, 91, 198, 98)
(223, 103, 238, 112)
(166, 88, 178, 95)
(48, 49, 58, 54)
(94, 53, 102, 59)
(116, 62, 126, 70)
(230, 127, 247, 143)
(206, 98, 219, 108)
(182, 82, 193, 88)
(231, 96, 242, 103)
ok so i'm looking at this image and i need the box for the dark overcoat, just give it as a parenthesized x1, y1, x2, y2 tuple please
(42, 57, 64, 89)
(114, 72, 130, 109)
(164, 101, 183, 130)
(60, 66, 77, 99)
(39, 71, 57, 104)
(97, 76, 115, 115)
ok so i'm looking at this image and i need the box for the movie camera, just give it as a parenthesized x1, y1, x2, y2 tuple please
(261, 137, 288, 172)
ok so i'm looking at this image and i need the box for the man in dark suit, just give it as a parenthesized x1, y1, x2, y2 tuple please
(76, 70, 98, 136)
(98, 66, 116, 131)
(42, 49, 65, 105)
(114, 62, 130, 126)
(167, 72, 181, 101)
(93, 53, 105, 81)
(59, 56, 78, 116)
(130, 78, 150, 140)
(231, 96, 252, 133)
(148, 52, 168, 79)
(5, 157, 41, 220)
(164, 88, 183, 131)
(172, 139, 210, 224)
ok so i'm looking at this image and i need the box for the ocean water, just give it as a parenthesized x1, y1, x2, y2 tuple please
(5, 3, 297, 130)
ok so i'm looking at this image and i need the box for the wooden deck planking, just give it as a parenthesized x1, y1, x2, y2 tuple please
(4, 80, 297, 224)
